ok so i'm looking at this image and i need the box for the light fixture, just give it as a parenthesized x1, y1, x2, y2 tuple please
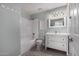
(11, 8, 14, 11)
(6, 7, 10, 10)
(1, 4, 5, 8)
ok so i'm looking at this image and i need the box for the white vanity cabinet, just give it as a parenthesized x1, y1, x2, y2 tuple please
(45, 34, 68, 52)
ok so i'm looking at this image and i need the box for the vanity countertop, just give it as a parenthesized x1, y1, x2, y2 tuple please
(46, 32, 70, 35)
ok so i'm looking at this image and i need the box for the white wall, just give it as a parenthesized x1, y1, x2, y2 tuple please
(20, 12, 34, 54)
(0, 4, 20, 56)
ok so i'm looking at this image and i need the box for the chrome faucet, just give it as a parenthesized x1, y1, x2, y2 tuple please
(55, 30, 57, 33)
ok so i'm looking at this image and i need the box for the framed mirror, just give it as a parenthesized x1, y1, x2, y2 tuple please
(49, 17, 66, 28)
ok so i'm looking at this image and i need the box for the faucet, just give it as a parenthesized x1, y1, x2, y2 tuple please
(53, 28, 57, 33)
(55, 30, 57, 33)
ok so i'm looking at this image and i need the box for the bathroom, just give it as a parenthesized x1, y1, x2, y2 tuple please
(0, 3, 79, 56)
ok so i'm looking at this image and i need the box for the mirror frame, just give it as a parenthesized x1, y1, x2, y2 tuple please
(49, 17, 66, 28)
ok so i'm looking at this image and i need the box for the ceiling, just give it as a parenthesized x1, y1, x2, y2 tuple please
(2, 3, 67, 15)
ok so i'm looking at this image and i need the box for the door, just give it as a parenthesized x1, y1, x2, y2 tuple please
(33, 18, 39, 39)
(69, 3, 79, 56)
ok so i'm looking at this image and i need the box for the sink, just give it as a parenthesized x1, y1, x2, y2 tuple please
(56, 33, 70, 35)
(46, 32, 70, 35)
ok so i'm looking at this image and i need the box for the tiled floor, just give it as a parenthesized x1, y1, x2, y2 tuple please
(22, 45, 66, 56)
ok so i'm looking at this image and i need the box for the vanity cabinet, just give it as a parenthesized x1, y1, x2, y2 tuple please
(45, 34, 68, 52)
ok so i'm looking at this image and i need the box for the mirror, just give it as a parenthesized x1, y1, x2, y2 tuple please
(49, 17, 66, 28)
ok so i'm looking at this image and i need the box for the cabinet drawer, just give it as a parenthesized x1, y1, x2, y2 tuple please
(47, 42, 66, 51)
(47, 35, 67, 42)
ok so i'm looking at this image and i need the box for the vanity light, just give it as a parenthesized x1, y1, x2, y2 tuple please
(15, 10, 18, 13)
(6, 7, 10, 10)
(1, 4, 5, 8)
(11, 8, 14, 11)
(15, 10, 17, 12)
(0, 4, 19, 13)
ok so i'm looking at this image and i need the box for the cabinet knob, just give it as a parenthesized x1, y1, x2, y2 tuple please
(69, 16, 72, 19)
(68, 36, 73, 42)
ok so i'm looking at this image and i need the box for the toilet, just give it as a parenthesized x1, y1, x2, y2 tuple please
(35, 39, 43, 51)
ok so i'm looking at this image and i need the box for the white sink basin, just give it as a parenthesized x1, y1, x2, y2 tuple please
(46, 33, 70, 35)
